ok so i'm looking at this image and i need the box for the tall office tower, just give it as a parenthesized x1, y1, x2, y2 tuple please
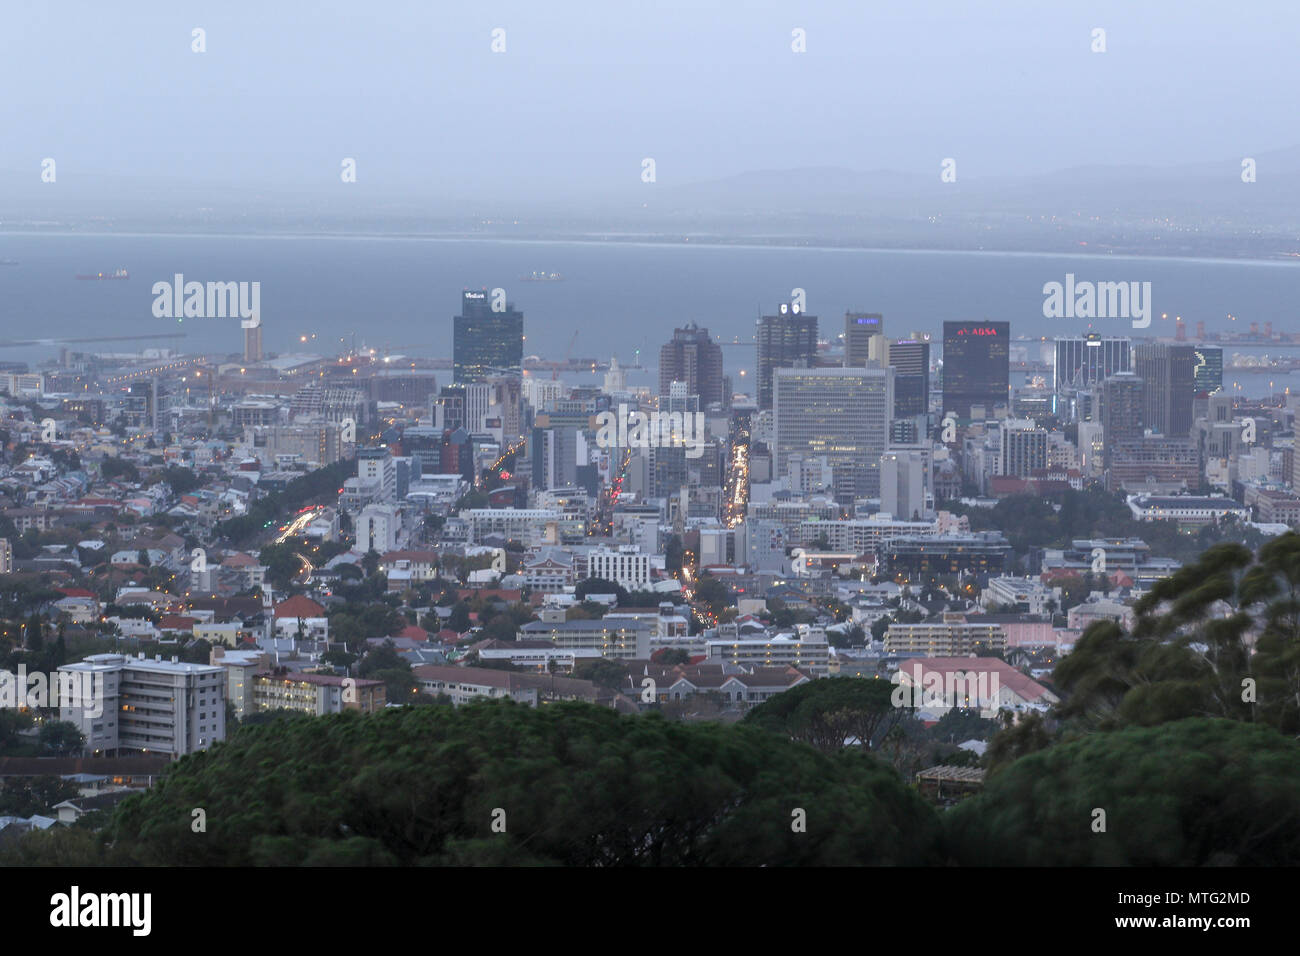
(773, 366, 892, 499)
(888, 339, 931, 417)
(881, 450, 926, 520)
(1101, 372, 1145, 468)
(488, 374, 524, 441)
(531, 425, 579, 491)
(453, 289, 524, 383)
(998, 419, 1048, 477)
(756, 303, 818, 411)
(1053, 334, 1131, 392)
(357, 446, 397, 500)
(844, 312, 884, 367)
(243, 322, 263, 363)
(659, 323, 725, 406)
(1193, 345, 1224, 395)
(1135, 343, 1196, 436)
(464, 382, 493, 433)
(652, 383, 700, 498)
(0, 537, 11, 574)
(942, 321, 1010, 418)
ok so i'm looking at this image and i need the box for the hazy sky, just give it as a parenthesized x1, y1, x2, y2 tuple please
(2, 0, 1296, 200)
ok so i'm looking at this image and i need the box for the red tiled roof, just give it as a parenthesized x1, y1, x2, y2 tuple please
(894, 657, 1054, 703)
(380, 550, 439, 563)
(273, 595, 326, 619)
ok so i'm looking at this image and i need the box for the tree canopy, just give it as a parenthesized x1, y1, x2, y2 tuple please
(946, 718, 1300, 866)
(743, 677, 907, 752)
(94, 701, 940, 866)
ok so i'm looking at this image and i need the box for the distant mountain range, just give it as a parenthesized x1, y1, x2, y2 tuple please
(2, 147, 1298, 258)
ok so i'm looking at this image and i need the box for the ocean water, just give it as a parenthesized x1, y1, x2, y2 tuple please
(0, 232, 1297, 398)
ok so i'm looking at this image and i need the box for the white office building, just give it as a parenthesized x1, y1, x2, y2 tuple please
(588, 546, 652, 590)
(774, 366, 892, 499)
(356, 503, 401, 553)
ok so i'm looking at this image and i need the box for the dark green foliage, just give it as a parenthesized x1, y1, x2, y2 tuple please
(953, 488, 1267, 561)
(259, 542, 306, 590)
(100, 458, 140, 483)
(651, 647, 691, 666)
(38, 721, 85, 756)
(946, 718, 1300, 866)
(984, 711, 1053, 773)
(157, 465, 202, 495)
(0, 775, 79, 816)
(744, 677, 907, 752)
(100, 702, 941, 866)
(570, 659, 628, 691)
(1054, 536, 1300, 733)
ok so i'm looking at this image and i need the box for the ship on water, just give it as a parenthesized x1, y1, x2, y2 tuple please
(520, 270, 565, 282)
(76, 269, 129, 280)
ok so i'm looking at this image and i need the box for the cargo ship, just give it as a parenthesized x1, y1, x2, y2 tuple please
(76, 269, 129, 280)
(520, 270, 564, 282)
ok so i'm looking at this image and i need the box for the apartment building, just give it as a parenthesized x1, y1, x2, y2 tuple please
(58, 653, 227, 759)
(251, 672, 386, 715)
(518, 617, 653, 659)
(884, 613, 1007, 656)
(705, 627, 830, 676)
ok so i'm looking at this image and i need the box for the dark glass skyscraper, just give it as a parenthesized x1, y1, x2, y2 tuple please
(1135, 343, 1195, 436)
(888, 339, 930, 418)
(659, 322, 725, 405)
(942, 321, 1009, 418)
(756, 304, 817, 411)
(844, 312, 884, 367)
(453, 290, 523, 383)
(1101, 372, 1144, 468)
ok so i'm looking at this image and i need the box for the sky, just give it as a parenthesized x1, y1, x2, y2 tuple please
(0, 1, 1296, 201)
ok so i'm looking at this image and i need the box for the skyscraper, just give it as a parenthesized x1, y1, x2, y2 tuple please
(998, 419, 1048, 477)
(1053, 335, 1131, 392)
(1193, 345, 1224, 395)
(888, 338, 931, 418)
(756, 304, 818, 411)
(659, 323, 725, 406)
(942, 321, 1009, 418)
(1101, 372, 1145, 468)
(881, 450, 926, 520)
(1135, 343, 1195, 436)
(453, 290, 523, 383)
(244, 322, 263, 363)
(773, 366, 892, 499)
(844, 312, 884, 367)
